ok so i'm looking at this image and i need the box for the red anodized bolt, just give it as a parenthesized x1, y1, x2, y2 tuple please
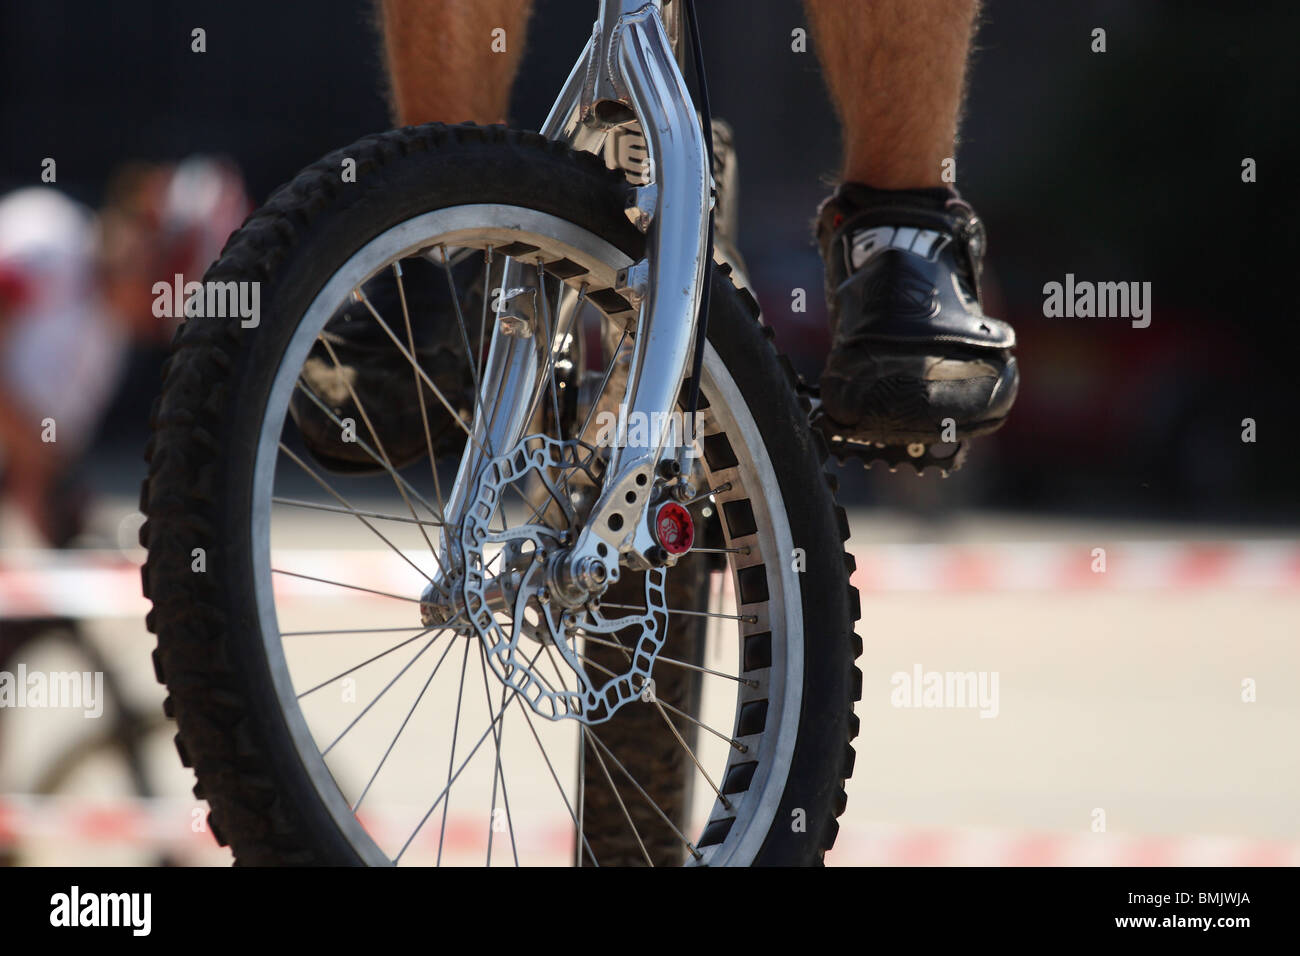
(653, 501, 694, 555)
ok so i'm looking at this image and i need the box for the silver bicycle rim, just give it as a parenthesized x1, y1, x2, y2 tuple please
(250, 205, 804, 865)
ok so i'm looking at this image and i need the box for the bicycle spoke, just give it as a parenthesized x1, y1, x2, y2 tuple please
(351, 632, 459, 812)
(582, 726, 653, 866)
(583, 602, 736, 821)
(321, 628, 451, 756)
(599, 601, 758, 624)
(437, 638, 473, 866)
(535, 262, 564, 444)
(679, 480, 733, 507)
(353, 286, 490, 460)
(575, 327, 627, 445)
(509, 467, 579, 533)
(500, 437, 602, 534)
(649, 696, 732, 811)
(478, 642, 519, 867)
(317, 335, 448, 573)
(585, 727, 702, 862)
(272, 496, 444, 528)
(294, 628, 439, 699)
(576, 719, 588, 867)
(528, 655, 564, 697)
(278, 443, 441, 588)
(396, 644, 545, 864)
(498, 480, 543, 531)
(540, 641, 573, 694)
(653, 694, 749, 753)
(534, 630, 655, 868)
(438, 244, 485, 411)
(531, 463, 580, 529)
(505, 690, 598, 866)
(272, 567, 425, 605)
(478, 247, 493, 399)
(393, 260, 447, 516)
(579, 631, 750, 752)
(291, 380, 444, 523)
(570, 650, 619, 680)
(282, 625, 439, 637)
(580, 631, 756, 688)
(542, 577, 744, 825)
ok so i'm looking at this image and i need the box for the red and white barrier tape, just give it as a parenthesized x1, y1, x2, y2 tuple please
(825, 820, 1300, 867)
(850, 540, 1300, 593)
(0, 794, 205, 850)
(2, 540, 1298, 619)
(1, 794, 1294, 866)
(0, 794, 568, 860)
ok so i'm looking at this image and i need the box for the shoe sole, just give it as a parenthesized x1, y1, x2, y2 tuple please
(819, 354, 1018, 445)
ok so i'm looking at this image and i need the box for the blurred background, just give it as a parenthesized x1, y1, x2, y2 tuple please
(0, 0, 1296, 865)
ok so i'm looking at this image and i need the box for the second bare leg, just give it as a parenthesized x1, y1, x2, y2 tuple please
(805, 0, 980, 189)
(377, 0, 535, 126)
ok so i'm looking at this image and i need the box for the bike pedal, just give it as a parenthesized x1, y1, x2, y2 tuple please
(809, 409, 968, 477)
(796, 372, 971, 477)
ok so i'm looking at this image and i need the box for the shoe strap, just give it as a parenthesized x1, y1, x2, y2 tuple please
(816, 183, 987, 287)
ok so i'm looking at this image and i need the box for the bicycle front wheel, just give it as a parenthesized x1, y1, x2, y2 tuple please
(141, 123, 861, 865)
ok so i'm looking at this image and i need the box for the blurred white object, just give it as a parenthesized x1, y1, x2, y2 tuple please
(0, 187, 125, 456)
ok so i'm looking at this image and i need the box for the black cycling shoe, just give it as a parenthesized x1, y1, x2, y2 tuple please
(815, 182, 1019, 446)
(288, 253, 484, 474)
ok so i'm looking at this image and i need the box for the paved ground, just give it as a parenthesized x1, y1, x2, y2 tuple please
(2, 497, 1297, 866)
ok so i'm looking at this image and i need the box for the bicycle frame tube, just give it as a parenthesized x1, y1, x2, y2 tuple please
(439, 0, 709, 581)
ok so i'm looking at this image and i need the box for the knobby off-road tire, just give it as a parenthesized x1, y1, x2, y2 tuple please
(140, 123, 861, 865)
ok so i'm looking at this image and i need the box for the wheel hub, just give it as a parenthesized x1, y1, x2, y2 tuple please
(547, 551, 611, 608)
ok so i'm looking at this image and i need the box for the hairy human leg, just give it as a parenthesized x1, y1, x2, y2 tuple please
(804, 0, 981, 189)
(377, 0, 535, 126)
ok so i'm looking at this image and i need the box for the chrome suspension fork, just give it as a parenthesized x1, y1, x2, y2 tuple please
(437, 0, 709, 584)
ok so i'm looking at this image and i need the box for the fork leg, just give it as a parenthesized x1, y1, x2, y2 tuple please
(563, 3, 711, 573)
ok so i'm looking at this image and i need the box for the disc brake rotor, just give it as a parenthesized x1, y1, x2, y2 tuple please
(460, 434, 668, 724)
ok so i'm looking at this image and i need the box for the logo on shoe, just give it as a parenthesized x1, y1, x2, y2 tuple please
(849, 225, 951, 269)
(861, 261, 940, 321)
